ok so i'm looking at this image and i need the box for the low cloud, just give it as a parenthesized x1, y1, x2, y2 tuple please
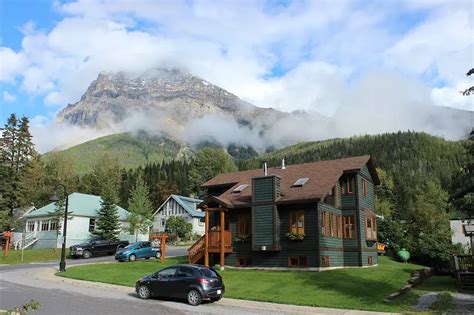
(2, 91, 16, 102)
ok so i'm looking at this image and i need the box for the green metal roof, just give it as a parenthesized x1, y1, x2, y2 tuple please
(23, 192, 130, 220)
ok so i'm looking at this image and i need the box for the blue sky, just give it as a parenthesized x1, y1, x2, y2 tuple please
(0, 0, 472, 151)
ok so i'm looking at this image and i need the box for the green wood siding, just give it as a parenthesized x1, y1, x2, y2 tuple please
(252, 204, 274, 248)
(252, 177, 274, 203)
(358, 172, 377, 266)
(228, 205, 318, 268)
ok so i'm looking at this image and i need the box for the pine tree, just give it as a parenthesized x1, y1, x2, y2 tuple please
(93, 186, 121, 240)
(127, 173, 154, 241)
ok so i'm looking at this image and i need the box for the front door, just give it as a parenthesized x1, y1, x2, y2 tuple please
(149, 267, 177, 297)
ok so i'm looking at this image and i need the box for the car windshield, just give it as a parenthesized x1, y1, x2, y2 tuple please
(124, 243, 139, 250)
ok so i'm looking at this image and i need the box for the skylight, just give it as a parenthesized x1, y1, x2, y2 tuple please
(232, 184, 249, 193)
(292, 178, 309, 187)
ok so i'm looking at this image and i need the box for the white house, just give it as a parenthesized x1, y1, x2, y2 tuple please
(20, 192, 148, 249)
(450, 218, 474, 253)
(152, 195, 205, 235)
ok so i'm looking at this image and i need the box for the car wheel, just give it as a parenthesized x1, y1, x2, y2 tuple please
(129, 254, 136, 262)
(187, 289, 202, 306)
(82, 250, 91, 259)
(145, 257, 150, 260)
(155, 251, 162, 259)
(210, 296, 222, 302)
(138, 285, 151, 299)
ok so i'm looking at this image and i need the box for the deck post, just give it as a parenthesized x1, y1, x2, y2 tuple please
(204, 206, 209, 267)
(220, 209, 225, 270)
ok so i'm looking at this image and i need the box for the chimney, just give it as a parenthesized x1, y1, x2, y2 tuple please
(263, 161, 268, 176)
(281, 159, 286, 170)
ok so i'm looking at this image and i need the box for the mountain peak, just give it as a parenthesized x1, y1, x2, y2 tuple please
(56, 68, 269, 129)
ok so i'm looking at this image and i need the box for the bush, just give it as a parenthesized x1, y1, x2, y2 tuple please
(165, 216, 193, 242)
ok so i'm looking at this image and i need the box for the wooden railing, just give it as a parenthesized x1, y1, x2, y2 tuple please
(453, 255, 474, 272)
(188, 235, 205, 264)
(208, 230, 232, 249)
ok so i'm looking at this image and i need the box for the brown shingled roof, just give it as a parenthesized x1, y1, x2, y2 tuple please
(202, 155, 379, 208)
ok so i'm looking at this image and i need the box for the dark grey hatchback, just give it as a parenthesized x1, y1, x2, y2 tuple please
(135, 264, 225, 306)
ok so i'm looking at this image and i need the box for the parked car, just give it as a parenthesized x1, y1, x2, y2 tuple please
(70, 237, 129, 259)
(135, 264, 225, 306)
(115, 241, 161, 262)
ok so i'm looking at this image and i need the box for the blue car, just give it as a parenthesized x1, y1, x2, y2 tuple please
(115, 241, 161, 262)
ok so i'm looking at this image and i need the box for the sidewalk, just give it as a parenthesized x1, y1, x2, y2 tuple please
(26, 267, 397, 315)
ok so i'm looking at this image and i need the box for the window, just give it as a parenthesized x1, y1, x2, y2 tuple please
(50, 220, 58, 231)
(337, 215, 342, 239)
(237, 213, 251, 237)
(361, 178, 368, 196)
(292, 178, 309, 187)
(41, 221, 50, 231)
(89, 218, 96, 232)
(321, 211, 327, 237)
(158, 267, 177, 278)
(233, 184, 249, 193)
(341, 177, 355, 195)
(141, 242, 151, 248)
(288, 256, 308, 267)
(290, 210, 305, 234)
(329, 213, 335, 237)
(321, 256, 330, 267)
(366, 215, 377, 240)
(368, 256, 373, 265)
(161, 219, 166, 227)
(237, 257, 250, 267)
(198, 219, 204, 227)
(343, 216, 355, 239)
(177, 267, 195, 277)
(26, 221, 35, 232)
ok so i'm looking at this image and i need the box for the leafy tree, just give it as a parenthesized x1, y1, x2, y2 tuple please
(190, 147, 238, 194)
(374, 168, 395, 217)
(93, 187, 121, 240)
(450, 130, 474, 216)
(127, 173, 154, 242)
(165, 216, 192, 243)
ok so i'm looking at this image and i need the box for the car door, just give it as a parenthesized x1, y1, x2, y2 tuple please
(135, 243, 146, 258)
(172, 267, 196, 298)
(91, 239, 108, 254)
(149, 267, 177, 297)
(141, 242, 152, 258)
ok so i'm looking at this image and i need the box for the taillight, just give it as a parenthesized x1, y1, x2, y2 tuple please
(197, 278, 209, 284)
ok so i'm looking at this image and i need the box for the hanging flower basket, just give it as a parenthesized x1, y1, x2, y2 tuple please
(233, 234, 252, 243)
(285, 232, 305, 241)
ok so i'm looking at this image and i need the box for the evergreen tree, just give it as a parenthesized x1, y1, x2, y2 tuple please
(190, 147, 238, 195)
(93, 186, 121, 240)
(127, 173, 154, 241)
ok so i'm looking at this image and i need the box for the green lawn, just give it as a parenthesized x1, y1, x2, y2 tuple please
(0, 248, 68, 265)
(57, 256, 457, 312)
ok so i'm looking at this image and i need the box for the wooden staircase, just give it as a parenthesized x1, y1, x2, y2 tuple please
(188, 235, 205, 264)
(453, 255, 474, 290)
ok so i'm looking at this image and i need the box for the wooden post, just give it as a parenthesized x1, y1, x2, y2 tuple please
(220, 209, 225, 270)
(3, 231, 12, 257)
(160, 234, 167, 264)
(204, 206, 209, 267)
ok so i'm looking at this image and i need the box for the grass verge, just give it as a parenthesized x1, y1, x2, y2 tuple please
(57, 256, 457, 312)
(0, 249, 68, 265)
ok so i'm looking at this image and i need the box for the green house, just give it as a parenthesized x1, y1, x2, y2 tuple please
(188, 155, 380, 270)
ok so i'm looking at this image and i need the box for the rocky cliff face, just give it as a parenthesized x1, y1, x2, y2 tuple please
(56, 69, 285, 130)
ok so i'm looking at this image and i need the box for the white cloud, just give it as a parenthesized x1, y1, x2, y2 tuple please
(2, 91, 16, 102)
(4, 0, 474, 152)
(0, 48, 29, 83)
